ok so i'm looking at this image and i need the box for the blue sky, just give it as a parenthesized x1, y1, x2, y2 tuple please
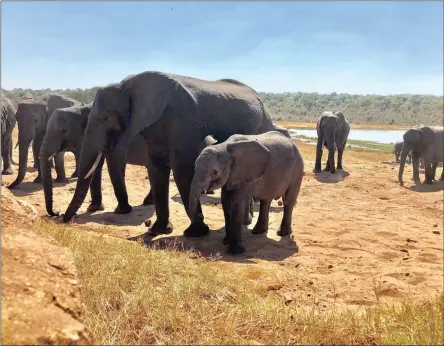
(2, 1, 443, 95)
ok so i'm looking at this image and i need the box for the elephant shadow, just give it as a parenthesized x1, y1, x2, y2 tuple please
(314, 169, 350, 184)
(407, 180, 444, 193)
(73, 205, 155, 227)
(127, 226, 299, 264)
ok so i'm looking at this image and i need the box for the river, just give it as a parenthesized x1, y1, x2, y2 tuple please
(288, 129, 406, 144)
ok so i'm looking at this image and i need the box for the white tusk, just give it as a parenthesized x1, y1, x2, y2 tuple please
(48, 154, 55, 162)
(84, 151, 103, 179)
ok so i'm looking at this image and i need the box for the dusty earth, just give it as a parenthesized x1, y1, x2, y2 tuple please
(2, 133, 443, 316)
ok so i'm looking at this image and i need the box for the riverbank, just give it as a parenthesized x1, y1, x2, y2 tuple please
(275, 121, 411, 131)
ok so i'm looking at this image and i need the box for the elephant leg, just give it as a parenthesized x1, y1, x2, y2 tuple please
(423, 159, 434, 184)
(313, 136, 323, 173)
(142, 189, 154, 205)
(177, 161, 210, 238)
(226, 190, 247, 255)
(145, 153, 173, 235)
(430, 162, 438, 181)
(337, 146, 345, 170)
(252, 199, 271, 235)
(106, 149, 132, 214)
(54, 152, 68, 183)
(87, 154, 105, 213)
(277, 187, 297, 236)
(324, 157, 331, 171)
(32, 137, 43, 183)
(221, 185, 233, 245)
(32, 142, 39, 169)
(411, 153, 420, 182)
(71, 150, 79, 178)
(440, 168, 444, 181)
(243, 198, 253, 225)
(1, 137, 13, 175)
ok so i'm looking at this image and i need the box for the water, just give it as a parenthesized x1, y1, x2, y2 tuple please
(289, 128, 406, 144)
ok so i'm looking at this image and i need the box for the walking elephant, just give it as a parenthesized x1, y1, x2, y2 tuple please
(7, 94, 82, 189)
(1, 92, 17, 176)
(314, 111, 350, 174)
(398, 126, 444, 186)
(39, 103, 153, 216)
(61, 72, 278, 241)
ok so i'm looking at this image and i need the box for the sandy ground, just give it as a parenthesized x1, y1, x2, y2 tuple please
(3, 131, 443, 311)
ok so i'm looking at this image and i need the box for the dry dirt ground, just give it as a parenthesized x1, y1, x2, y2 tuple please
(2, 135, 443, 313)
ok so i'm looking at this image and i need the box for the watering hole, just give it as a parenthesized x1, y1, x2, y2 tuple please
(289, 129, 406, 144)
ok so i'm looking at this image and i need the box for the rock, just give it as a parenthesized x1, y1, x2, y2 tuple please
(432, 230, 440, 235)
(278, 200, 283, 207)
(433, 224, 438, 227)
(406, 238, 417, 243)
(144, 218, 152, 227)
(283, 294, 293, 305)
(267, 283, 283, 291)
(400, 249, 409, 254)
(328, 264, 333, 269)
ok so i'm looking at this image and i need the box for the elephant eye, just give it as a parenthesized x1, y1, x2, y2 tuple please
(211, 169, 218, 177)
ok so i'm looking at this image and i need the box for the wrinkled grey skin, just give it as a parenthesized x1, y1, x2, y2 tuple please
(8, 94, 82, 189)
(1, 93, 17, 176)
(314, 111, 350, 174)
(398, 126, 444, 186)
(394, 141, 411, 164)
(62, 72, 277, 241)
(189, 131, 304, 254)
(39, 103, 153, 216)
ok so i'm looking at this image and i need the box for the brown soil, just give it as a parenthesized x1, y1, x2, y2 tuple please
(1, 189, 94, 344)
(2, 133, 443, 314)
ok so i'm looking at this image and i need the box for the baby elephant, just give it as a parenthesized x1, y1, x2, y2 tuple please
(394, 141, 411, 163)
(189, 131, 304, 254)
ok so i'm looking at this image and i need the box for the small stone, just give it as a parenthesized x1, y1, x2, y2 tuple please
(433, 224, 438, 227)
(400, 249, 409, 254)
(267, 283, 283, 291)
(278, 200, 283, 206)
(308, 281, 313, 285)
(406, 238, 417, 243)
(403, 257, 409, 260)
(328, 264, 333, 269)
(432, 230, 440, 235)
(307, 293, 311, 297)
(144, 219, 152, 227)
(405, 273, 410, 276)
(284, 294, 293, 305)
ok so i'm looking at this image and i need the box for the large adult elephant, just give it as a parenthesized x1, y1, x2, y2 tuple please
(62, 72, 277, 239)
(39, 103, 153, 216)
(314, 111, 350, 174)
(1, 92, 17, 176)
(7, 94, 82, 189)
(398, 126, 444, 186)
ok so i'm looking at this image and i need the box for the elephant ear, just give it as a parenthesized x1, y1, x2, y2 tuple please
(226, 139, 270, 190)
(198, 135, 218, 154)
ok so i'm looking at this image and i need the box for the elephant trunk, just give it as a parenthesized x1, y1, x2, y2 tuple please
(398, 145, 410, 186)
(8, 136, 31, 189)
(188, 172, 209, 223)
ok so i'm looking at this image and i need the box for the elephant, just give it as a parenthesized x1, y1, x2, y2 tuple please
(398, 126, 444, 186)
(314, 111, 350, 174)
(39, 103, 153, 216)
(394, 141, 411, 164)
(7, 94, 82, 189)
(61, 71, 278, 241)
(1, 92, 17, 175)
(189, 131, 304, 254)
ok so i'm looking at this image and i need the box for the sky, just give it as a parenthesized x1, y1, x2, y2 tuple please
(1, 1, 443, 95)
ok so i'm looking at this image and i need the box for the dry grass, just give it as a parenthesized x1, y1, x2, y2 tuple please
(275, 120, 411, 130)
(37, 220, 443, 345)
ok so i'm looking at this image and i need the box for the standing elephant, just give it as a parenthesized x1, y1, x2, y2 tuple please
(39, 103, 153, 216)
(314, 111, 350, 174)
(394, 140, 412, 164)
(61, 72, 277, 241)
(1, 92, 17, 175)
(189, 131, 304, 254)
(7, 94, 82, 189)
(398, 126, 444, 186)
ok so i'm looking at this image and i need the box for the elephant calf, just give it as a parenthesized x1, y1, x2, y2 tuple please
(314, 111, 350, 174)
(394, 141, 411, 163)
(189, 131, 304, 255)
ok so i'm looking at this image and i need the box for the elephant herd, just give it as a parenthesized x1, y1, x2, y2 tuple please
(1, 71, 443, 254)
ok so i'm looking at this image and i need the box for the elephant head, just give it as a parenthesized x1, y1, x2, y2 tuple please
(63, 73, 173, 221)
(188, 138, 270, 223)
(39, 104, 91, 216)
(8, 99, 47, 189)
(398, 127, 435, 185)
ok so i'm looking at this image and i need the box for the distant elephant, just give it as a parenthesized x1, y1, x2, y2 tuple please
(7, 94, 82, 189)
(394, 141, 411, 164)
(62, 72, 277, 241)
(39, 103, 153, 216)
(314, 111, 350, 174)
(189, 131, 304, 254)
(1, 92, 17, 175)
(398, 126, 444, 186)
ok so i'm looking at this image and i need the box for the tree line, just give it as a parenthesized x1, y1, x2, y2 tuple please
(2, 87, 443, 126)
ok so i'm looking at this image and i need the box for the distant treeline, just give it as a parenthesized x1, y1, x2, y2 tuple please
(2, 87, 443, 126)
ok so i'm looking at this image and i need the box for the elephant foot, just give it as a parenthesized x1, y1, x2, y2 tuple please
(251, 224, 268, 235)
(227, 242, 246, 255)
(54, 176, 69, 184)
(423, 179, 434, 185)
(439, 176, 444, 182)
(277, 227, 292, 237)
(70, 171, 79, 178)
(183, 221, 210, 238)
(323, 166, 331, 172)
(33, 176, 42, 184)
(2, 167, 13, 175)
(243, 214, 253, 226)
(145, 220, 174, 236)
(336, 165, 343, 170)
(313, 167, 321, 173)
(223, 236, 230, 245)
(142, 192, 154, 206)
(87, 202, 105, 213)
(114, 203, 133, 214)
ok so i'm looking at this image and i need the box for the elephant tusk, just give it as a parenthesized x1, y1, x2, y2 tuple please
(84, 151, 103, 179)
(48, 154, 55, 162)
